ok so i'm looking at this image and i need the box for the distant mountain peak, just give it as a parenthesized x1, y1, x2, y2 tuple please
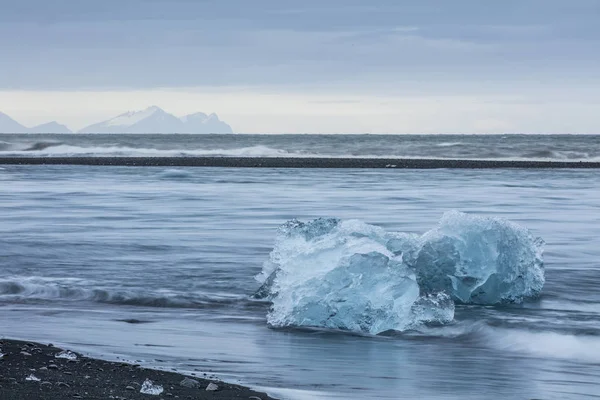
(79, 106, 233, 134)
(142, 105, 166, 114)
(104, 106, 171, 128)
(30, 121, 72, 134)
(0, 107, 233, 134)
(180, 112, 209, 122)
(0, 111, 30, 133)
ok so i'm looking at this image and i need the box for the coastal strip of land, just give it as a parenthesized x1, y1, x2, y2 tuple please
(0, 339, 277, 400)
(1, 157, 600, 169)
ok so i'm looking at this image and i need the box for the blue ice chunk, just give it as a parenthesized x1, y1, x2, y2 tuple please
(257, 211, 544, 334)
(259, 219, 453, 334)
(409, 211, 545, 304)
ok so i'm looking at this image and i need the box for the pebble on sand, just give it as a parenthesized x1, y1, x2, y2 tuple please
(180, 377, 200, 388)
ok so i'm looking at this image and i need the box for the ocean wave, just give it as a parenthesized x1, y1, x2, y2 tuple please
(24, 141, 64, 151)
(436, 142, 463, 147)
(404, 319, 600, 363)
(481, 325, 600, 363)
(1, 140, 599, 162)
(158, 169, 193, 179)
(0, 276, 254, 310)
(522, 150, 595, 160)
(0, 144, 309, 158)
(0, 140, 13, 151)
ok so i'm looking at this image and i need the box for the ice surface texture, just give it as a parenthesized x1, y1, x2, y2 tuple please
(257, 211, 544, 335)
(410, 211, 545, 304)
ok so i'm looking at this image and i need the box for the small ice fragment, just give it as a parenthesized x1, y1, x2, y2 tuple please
(140, 379, 164, 395)
(55, 350, 77, 360)
(0, 352, 4, 359)
(26, 374, 41, 382)
(206, 382, 219, 391)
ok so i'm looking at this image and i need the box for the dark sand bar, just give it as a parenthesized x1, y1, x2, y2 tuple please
(1, 156, 600, 169)
(0, 339, 277, 400)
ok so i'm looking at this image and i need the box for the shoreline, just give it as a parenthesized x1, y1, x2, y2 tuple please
(0, 339, 277, 400)
(1, 156, 600, 168)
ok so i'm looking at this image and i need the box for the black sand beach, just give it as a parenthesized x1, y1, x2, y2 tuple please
(0, 339, 276, 400)
(1, 156, 600, 168)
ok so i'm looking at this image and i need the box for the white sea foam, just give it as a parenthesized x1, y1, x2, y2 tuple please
(2, 146, 599, 162)
(484, 327, 600, 364)
(0, 276, 244, 308)
(436, 142, 464, 147)
(0, 144, 308, 158)
(1, 138, 599, 162)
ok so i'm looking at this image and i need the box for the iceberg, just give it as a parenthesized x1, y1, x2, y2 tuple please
(409, 211, 545, 304)
(256, 212, 544, 334)
(259, 218, 454, 334)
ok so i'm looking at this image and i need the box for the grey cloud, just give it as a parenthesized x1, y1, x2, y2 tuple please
(0, 0, 598, 90)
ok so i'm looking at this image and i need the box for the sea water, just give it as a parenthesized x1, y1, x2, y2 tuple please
(1, 161, 600, 399)
(1, 133, 600, 161)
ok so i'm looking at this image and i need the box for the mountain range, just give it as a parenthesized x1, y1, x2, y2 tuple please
(0, 106, 233, 134)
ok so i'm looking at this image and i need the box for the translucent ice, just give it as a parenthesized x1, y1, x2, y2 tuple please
(257, 212, 544, 334)
(408, 211, 545, 304)
(140, 379, 164, 395)
(260, 218, 454, 334)
(26, 374, 40, 382)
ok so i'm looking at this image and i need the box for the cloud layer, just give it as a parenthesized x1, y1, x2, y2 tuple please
(1, 0, 599, 133)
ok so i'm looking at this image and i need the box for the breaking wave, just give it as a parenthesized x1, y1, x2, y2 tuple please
(0, 276, 255, 310)
(1, 140, 599, 161)
(403, 319, 600, 364)
(483, 326, 600, 363)
(0, 144, 310, 158)
(436, 142, 464, 147)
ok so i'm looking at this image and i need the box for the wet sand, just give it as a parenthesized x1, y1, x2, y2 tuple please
(0, 339, 276, 400)
(1, 156, 600, 168)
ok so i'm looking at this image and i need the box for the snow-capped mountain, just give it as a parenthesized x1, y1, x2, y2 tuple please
(29, 121, 73, 134)
(0, 107, 233, 134)
(79, 106, 233, 134)
(0, 112, 29, 133)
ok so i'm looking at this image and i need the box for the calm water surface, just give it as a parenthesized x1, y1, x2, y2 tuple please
(1, 165, 599, 399)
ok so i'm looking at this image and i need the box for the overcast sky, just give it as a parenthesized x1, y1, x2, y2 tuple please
(1, 0, 599, 133)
